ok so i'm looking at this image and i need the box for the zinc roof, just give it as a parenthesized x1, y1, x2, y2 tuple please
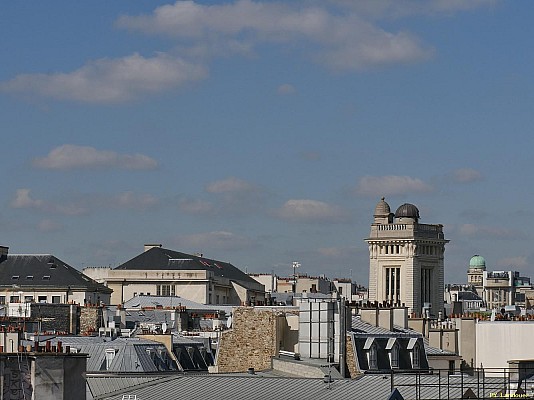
(87, 372, 507, 400)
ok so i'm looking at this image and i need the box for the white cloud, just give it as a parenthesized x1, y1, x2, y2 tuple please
(37, 219, 63, 232)
(1, 53, 208, 103)
(206, 177, 256, 193)
(325, 0, 497, 18)
(497, 256, 528, 268)
(451, 168, 482, 183)
(276, 199, 347, 223)
(277, 83, 296, 95)
(10, 189, 158, 215)
(113, 192, 159, 209)
(11, 189, 43, 209)
(356, 175, 432, 196)
(173, 230, 256, 251)
(33, 144, 158, 170)
(179, 198, 214, 215)
(117, 0, 433, 70)
(204, 177, 266, 217)
(458, 223, 525, 240)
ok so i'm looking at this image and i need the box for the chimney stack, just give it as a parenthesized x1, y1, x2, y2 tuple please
(144, 244, 162, 252)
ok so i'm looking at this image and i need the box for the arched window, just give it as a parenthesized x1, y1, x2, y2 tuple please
(391, 342, 400, 369)
(412, 342, 421, 369)
(369, 343, 378, 370)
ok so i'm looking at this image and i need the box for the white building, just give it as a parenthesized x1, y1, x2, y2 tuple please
(0, 245, 111, 306)
(366, 198, 448, 316)
(84, 244, 265, 306)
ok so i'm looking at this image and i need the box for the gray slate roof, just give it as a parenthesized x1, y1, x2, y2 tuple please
(0, 254, 111, 292)
(86, 372, 507, 400)
(123, 295, 232, 314)
(50, 337, 176, 372)
(115, 247, 260, 286)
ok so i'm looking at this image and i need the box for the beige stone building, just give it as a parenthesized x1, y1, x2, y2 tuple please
(84, 244, 265, 306)
(366, 198, 448, 316)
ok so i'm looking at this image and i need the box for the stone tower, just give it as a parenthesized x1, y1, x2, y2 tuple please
(366, 198, 448, 316)
(467, 254, 485, 297)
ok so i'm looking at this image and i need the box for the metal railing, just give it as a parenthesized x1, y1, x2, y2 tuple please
(388, 367, 534, 399)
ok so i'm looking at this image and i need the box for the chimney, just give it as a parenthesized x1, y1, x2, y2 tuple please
(0, 246, 8, 261)
(144, 244, 162, 252)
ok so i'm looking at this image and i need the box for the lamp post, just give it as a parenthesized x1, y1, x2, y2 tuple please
(292, 261, 300, 293)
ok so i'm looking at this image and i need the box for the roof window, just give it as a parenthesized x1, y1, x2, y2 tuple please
(42, 275, 51, 280)
(12, 275, 19, 280)
(26, 275, 33, 280)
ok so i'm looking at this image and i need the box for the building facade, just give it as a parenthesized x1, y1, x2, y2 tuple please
(366, 198, 448, 316)
(84, 244, 265, 306)
(0, 246, 111, 307)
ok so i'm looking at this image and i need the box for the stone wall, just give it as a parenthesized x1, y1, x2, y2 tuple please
(79, 306, 103, 334)
(30, 304, 78, 334)
(346, 335, 361, 378)
(216, 307, 279, 373)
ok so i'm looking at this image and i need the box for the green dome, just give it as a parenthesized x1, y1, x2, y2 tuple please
(469, 255, 486, 268)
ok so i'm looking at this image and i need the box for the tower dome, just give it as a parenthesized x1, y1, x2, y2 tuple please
(374, 197, 391, 216)
(469, 255, 486, 270)
(395, 203, 420, 221)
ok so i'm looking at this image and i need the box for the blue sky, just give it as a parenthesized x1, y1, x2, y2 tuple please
(1, 0, 533, 284)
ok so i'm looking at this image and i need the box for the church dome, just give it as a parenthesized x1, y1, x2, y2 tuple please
(395, 203, 420, 220)
(374, 197, 391, 216)
(469, 255, 486, 269)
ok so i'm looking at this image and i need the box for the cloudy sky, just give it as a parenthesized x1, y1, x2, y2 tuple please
(1, 0, 533, 284)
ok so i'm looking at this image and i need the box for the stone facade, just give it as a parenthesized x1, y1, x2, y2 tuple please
(216, 307, 279, 373)
(366, 199, 448, 316)
(79, 306, 104, 335)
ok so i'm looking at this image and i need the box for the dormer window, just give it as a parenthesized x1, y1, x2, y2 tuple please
(42, 275, 51, 280)
(26, 275, 33, 280)
(12, 275, 19, 280)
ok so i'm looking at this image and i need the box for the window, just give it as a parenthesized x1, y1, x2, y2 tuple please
(51, 295, 61, 304)
(412, 343, 421, 369)
(369, 343, 378, 370)
(42, 275, 51, 280)
(11, 275, 19, 280)
(157, 284, 175, 296)
(105, 349, 116, 370)
(0, 296, 5, 305)
(10, 295, 19, 303)
(216, 295, 220, 304)
(26, 275, 33, 280)
(391, 343, 400, 369)
(449, 360, 455, 375)
(24, 296, 33, 303)
(38, 296, 47, 303)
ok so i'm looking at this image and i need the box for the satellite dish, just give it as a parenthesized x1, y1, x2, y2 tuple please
(227, 316, 232, 328)
(162, 322, 168, 333)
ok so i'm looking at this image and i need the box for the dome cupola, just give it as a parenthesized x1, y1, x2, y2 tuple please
(469, 255, 486, 270)
(374, 197, 390, 217)
(395, 203, 420, 222)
